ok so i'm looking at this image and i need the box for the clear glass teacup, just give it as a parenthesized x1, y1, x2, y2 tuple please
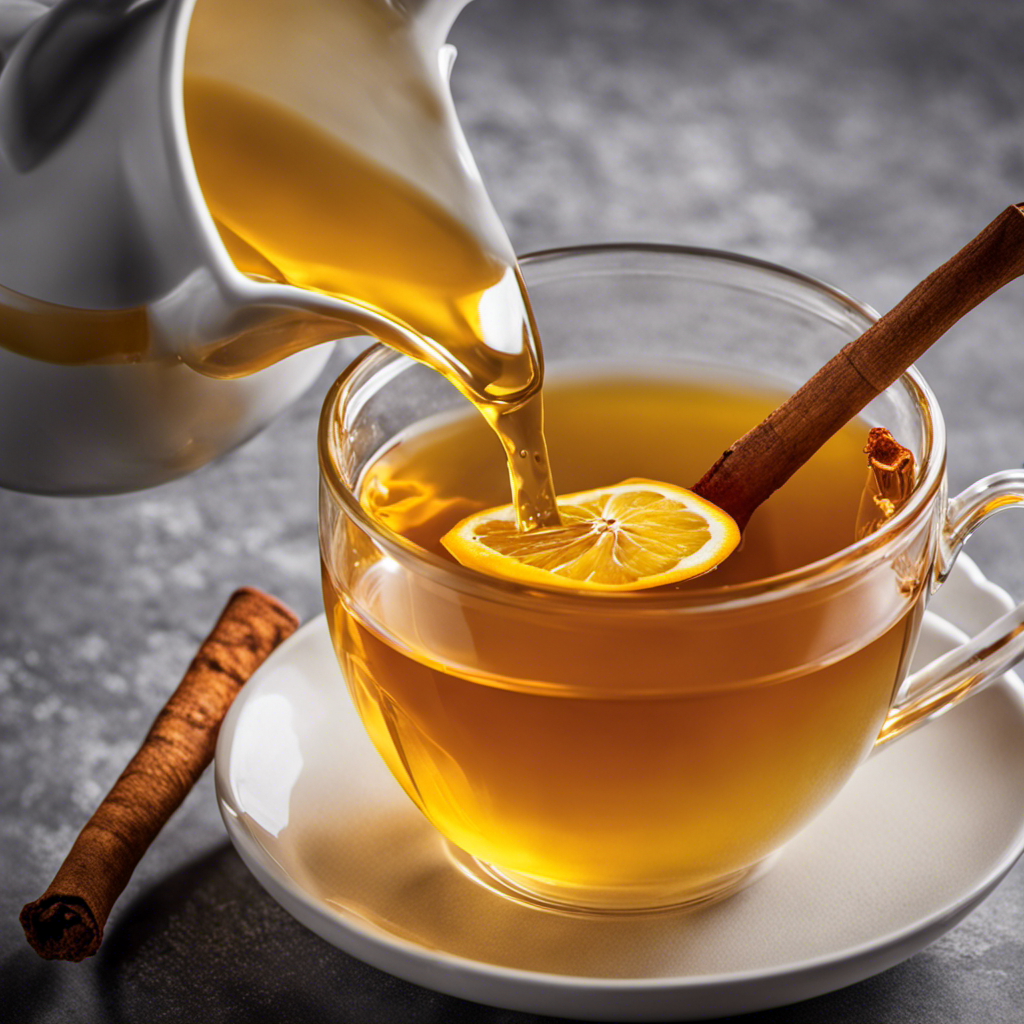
(318, 246, 1024, 914)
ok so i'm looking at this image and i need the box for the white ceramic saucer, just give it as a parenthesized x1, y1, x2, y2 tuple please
(214, 556, 1024, 1021)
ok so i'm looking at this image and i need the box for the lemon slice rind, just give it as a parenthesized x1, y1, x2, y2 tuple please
(441, 478, 740, 592)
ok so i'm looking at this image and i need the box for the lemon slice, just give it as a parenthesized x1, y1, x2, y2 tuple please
(441, 478, 740, 592)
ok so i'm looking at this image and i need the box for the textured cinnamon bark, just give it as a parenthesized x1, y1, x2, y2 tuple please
(20, 588, 299, 961)
(693, 204, 1024, 527)
(856, 427, 918, 538)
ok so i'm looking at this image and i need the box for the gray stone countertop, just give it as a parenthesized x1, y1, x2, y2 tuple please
(2, 1, 1024, 1021)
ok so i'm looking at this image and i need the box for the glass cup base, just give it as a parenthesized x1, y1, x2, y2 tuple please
(445, 842, 781, 917)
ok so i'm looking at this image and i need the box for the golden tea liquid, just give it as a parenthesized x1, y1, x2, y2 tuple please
(322, 367, 926, 905)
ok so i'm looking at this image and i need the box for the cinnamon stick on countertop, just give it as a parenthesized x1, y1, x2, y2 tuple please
(20, 587, 299, 962)
(694, 203, 1024, 527)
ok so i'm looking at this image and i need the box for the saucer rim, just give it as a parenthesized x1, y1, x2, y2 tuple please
(214, 554, 1024, 1013)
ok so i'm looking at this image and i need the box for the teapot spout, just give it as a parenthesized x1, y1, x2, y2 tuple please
(149, 268, 429, 379)
(150, 264, 541, 410)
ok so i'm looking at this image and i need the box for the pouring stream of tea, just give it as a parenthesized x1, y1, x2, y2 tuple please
(178, 0, 562, 530)
(181, 71, 561, 532)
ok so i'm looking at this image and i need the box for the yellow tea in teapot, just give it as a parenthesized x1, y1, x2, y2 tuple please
(183, 73, 559, 528)
(184, 76, 529, 392)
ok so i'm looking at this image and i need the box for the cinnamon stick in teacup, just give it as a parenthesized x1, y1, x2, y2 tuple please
(693, 203, 1024, 528)
(20, 588, 299, 962)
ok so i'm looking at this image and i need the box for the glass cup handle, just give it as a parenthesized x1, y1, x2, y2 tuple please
(876, 469, 1024, 747)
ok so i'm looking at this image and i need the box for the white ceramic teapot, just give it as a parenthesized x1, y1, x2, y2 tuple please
(0, 0, 514, 494)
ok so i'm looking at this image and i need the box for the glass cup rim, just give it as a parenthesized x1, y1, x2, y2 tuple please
(318, 243, 947, 612)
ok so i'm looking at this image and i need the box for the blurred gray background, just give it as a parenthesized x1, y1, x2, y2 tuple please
(2, 1, 1023, 1021)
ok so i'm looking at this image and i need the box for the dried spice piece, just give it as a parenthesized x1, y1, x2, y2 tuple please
(20, 588, 299, 962)
(856, 427, 917, 538)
